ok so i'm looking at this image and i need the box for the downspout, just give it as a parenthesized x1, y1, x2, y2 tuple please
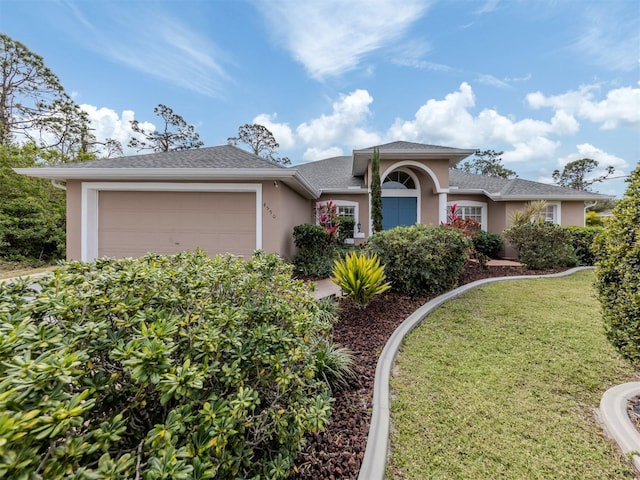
(51, 180, 67, 191)
(584, 201, 597, 227)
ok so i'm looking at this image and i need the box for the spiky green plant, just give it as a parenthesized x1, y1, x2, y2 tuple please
(312, 338, 357, 392)
(331, 251, 391, 308)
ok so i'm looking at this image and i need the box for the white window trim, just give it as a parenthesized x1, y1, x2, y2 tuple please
(542, 202, 561, 224)
(447, 200, 488, 230)
(379, 168, 421, 229)
(317, 199, 364, 238)
(81, 182, 263, 262)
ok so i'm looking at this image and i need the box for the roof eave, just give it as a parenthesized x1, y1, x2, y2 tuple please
(14, 167, 320, 199)
(352, 149, 476, 176)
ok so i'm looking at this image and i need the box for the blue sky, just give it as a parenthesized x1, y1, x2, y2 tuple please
(1, 0, 638, 197)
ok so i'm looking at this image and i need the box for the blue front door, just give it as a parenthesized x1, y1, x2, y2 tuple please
(382, 197, 417, 230)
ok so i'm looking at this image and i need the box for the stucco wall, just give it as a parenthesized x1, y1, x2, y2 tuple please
(66, 180, 82, 261)
(560, 201, 586, 226)
(265, 181, 313, 259)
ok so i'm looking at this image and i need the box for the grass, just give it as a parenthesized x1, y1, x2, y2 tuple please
(388, 270, 638, 479)
(0, 260, 57, 280)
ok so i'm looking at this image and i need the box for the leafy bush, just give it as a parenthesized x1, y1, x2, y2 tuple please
(563, 225, 604, 265)
(594, 166, 640, 366)
(585, 210, 604, 227)
(331, 251, 391, 307)
(293, 224, 335, 277)
(0, 144, 66, 261)
(366, 224, 470, 297)
(0, 250, 337, 479)
(504, 222, 577, 270)
(472, 231, 503, 258)
(336, 216, 356, 243)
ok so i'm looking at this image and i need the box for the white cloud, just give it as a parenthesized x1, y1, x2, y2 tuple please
(256, 0, 430, 79)
(80, 105, 155, 156)
(557, 143, 629, 171)
(526, 83, 640, 129)
(476, 74, 511, 89)
(302, 146, 344, 162)
(296, 89, 381, 148)
(252, 113, 296, 150)
(501, 137, 560, 164)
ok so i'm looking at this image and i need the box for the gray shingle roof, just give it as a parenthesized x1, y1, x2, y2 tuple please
(294, 156, 365, 190)
(53, 145, 285, 170)
(449, 169, 611, 199)
(355, 141, 474, 154)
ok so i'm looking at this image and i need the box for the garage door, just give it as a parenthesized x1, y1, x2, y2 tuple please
(98, 191, 256, 258)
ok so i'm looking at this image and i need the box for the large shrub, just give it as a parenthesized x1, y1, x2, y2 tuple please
(292, 223, 335, 277)
(0, 144, 66, 262)
(472, 231, 503, 258)
(504, 222, 577, 270)
(594, 166, 640, 366)
(0, 251, 337, 479)
(563, 225, 604, 265)
(366, 224, 470, 297)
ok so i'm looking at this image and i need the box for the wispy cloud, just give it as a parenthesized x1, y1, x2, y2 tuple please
(475, 0, 500, 15)
(254, 0, 432, 80)
(569, 3, 639, 72)
(61, 2, 230, 98)
(476, 74, 511, 89)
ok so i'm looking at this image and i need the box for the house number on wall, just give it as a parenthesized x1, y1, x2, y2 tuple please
(263, 202, 276, 219)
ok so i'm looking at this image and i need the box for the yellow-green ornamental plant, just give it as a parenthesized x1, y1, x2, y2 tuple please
(331, 251, 391, 308)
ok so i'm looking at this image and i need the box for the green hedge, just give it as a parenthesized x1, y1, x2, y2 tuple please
(365, 224, 470, 297)
(472, 231, 503, 258)
(594, 166, 640, 366)
(504, 222, 578, 270)
(0, 251, 336, 479)
(563, 225, 604, 266)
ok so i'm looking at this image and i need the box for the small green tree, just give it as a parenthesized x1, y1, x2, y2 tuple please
(594, 165, 640, 365)
(129, 104, 203, 152)
(370, 147, 383, 232)
(552, 158, 615, 191)
(456, 149, 517, 179)
(228, 123, 291, 165)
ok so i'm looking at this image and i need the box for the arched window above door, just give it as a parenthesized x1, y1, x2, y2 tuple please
(382, 170, 416, 189)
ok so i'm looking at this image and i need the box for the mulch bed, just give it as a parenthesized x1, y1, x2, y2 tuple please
(292, 261, 566, 479)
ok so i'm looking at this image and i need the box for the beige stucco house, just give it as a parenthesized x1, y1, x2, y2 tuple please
(16, 141, 611, 261)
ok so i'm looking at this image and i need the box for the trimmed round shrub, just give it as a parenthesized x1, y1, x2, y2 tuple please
(504, 222, 578, 270)
(472, 231, 503, 258)
(563, 225, 604, 266)
(594, 166, 640, 366)
(365, 224, 470, 297)
(0, 250, 336, 479)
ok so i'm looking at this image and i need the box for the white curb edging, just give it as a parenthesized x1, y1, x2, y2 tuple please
(357, 266, 594, 480)
(599, 382, 640, 472)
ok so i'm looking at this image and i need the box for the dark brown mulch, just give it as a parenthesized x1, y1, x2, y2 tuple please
(292, 261, 569, 479)
(628, 396, 640, 432)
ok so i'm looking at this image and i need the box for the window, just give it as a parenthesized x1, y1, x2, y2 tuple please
(447, 201, 488, 230)
(540, 204, 559, 223)
(457, 206, 482, 224)
(382, 171, 416, 189)
(319, 200, 364, 238)
(336, 205, 355, 218)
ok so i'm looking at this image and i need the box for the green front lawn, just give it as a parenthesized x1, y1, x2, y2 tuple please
(388, 270, 638, 479)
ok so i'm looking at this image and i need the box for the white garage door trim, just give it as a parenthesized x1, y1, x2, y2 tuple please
(81, 182, 262, 262)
